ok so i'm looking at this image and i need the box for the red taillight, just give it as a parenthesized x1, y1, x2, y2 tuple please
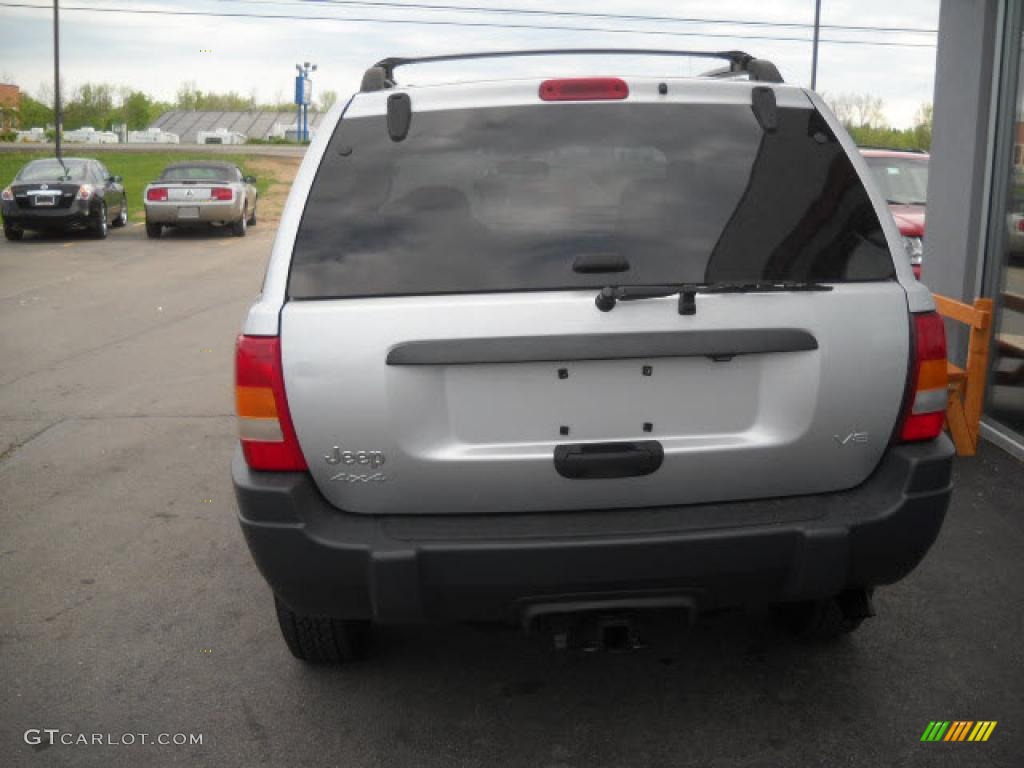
(235, 335, 307, 471)
(912, 264, 922, 280)
(77, 184, 94, 200)
(896, 312, 948, 442)
(212, 187, 232, 201)
(539, 77, 629, 101)
(146, 187, 167, 202)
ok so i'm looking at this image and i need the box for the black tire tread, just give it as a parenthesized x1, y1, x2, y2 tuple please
(112, 200, 128, 227)
(274, 597, 367, 664)
(778, 597, 865, 642)
(92, 203, 108, 239)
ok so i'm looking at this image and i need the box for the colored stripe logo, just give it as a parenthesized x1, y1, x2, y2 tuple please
(920, 721, 997, 742)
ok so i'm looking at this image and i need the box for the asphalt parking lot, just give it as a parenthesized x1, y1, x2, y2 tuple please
(1, 224, 1023, 767)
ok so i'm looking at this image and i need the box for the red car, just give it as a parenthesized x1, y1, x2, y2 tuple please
(860, 149, 928, 279)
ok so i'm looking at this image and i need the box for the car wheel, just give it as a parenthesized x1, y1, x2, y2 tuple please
(145, 221, 162, 239)
(4, 223, 23, 241)
(113, 198, 128, 228)
(247, 201, 256, 227)
(92, 203, 108, 239)
(274, 596, 369, 664)
(231, 207, 248, 237)
(776, 589, 873, 642)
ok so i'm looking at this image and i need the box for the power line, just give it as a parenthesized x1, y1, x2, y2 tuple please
(0, 2, 939, 48)
(285, 0, 939, 36)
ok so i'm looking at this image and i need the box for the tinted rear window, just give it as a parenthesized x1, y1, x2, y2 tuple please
(17, 159, 90, 182)
(290, 102, 893, 299)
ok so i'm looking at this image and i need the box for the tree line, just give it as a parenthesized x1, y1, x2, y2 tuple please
(7, 81, 339, 134)
(6, 80, 929, 151)
(823, 92, 932, 151)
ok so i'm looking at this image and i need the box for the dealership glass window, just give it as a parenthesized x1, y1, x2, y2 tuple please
(986, 6, 1024, 441)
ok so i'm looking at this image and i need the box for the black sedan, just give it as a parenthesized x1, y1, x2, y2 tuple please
(1, 157, 127, 241)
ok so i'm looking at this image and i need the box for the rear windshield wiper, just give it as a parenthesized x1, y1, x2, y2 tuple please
(700, 280, 834, 294)
(595, 281, 832, 315)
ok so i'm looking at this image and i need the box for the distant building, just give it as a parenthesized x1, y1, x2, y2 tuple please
(63, 126, 119, 144)
(15, 127, 46, 143)
(128, 128, 180, 144)
(266, 122, 318, 142)
(148, 110, 324, 144)
(196, 127, 247, 145)
(0, 83, 20, 131)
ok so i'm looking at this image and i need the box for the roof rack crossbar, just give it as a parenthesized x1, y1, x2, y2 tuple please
(360, 49, 782, 92)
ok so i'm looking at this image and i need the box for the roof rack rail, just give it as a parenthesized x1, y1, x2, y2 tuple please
(360, 49, 783, 92)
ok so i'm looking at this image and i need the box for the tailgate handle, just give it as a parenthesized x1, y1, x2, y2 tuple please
(554, 441, 664, 479)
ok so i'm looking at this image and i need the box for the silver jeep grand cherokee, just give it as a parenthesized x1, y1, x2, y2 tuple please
(232, 50, 954, 663)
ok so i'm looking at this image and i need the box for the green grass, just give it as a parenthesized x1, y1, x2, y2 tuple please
(0, 151, 275, 222)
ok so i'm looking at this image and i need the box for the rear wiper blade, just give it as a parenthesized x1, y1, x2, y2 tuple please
(700, 280, 834, 294)
(595, 284, 681, 312)
(595, 281, 832, 314)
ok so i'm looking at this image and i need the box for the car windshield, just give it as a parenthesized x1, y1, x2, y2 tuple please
(16, 159, 89, 182)
(290, 102, 893, 299)
(160, 165, 234, 181)
(863, 155, 929, 206)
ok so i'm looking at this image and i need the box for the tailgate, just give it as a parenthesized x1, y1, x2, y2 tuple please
(277, 83, 910, 515)
(282, 284, 909, 515)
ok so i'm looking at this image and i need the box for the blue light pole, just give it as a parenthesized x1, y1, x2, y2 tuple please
(294, 62, 317, 142)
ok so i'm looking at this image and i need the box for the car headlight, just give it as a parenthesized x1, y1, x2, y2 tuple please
(902, 235, 924, 265)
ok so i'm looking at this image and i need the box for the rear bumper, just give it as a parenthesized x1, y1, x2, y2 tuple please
(233, 436, 955, 623)
(144, 200, 242, 224)
(2, 201, 95, 230)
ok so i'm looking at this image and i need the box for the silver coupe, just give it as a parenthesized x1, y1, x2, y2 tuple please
(144, 162, 257, 238)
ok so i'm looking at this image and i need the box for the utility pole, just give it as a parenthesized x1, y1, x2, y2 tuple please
(53, 0, 63, 163)
(811, 0, 822, 91)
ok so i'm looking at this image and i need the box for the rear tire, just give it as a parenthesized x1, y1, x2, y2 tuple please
(145, 221, 161, 239)
(232, 206, 248, 237)
(274, 596, 369, 664)
(92, 203, 108, 239)
(112, 198, 128, 228)
(777, 590, 873, 642)
(4, 223, 22, 241)
(247, 202, 256, 226)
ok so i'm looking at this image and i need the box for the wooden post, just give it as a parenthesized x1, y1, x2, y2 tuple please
(932, 295, 995, 456)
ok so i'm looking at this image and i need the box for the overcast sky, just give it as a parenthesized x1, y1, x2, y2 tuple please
(0, 0, 939, 127)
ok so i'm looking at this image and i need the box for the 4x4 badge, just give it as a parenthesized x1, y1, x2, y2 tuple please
(330, 471, 388, 484)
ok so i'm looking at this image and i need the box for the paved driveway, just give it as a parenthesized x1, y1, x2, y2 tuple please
(1, 225, 1021, 767)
